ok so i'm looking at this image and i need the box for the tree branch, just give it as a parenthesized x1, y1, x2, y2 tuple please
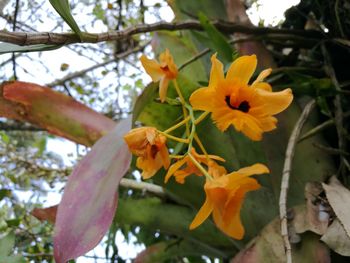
(279, 99, 316, 263)
(0, 20, 326, 46)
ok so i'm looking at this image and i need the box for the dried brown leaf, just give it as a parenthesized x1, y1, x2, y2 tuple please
(322, 176, 350, 238)
(321, 219, 350, 256)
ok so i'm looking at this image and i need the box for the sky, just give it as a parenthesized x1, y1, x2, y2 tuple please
(0, 0, 300, 262)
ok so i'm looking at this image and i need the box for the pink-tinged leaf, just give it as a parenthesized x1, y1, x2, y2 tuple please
(1, 81, 116, 146)
(31, 205, 58, 224)
(53, 118, 132, 263)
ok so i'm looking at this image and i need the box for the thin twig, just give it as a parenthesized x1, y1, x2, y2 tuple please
(322, 44, 347, 176)
(11, 0, 20, 80)
(298, 111, 350, 142)
(119, 178, 166, 198)
(312, 143, 349, 156)
(279, 99, 316, 263)
(335, 0, 345, 38)
(178, 36, 257, 71)
(178, 47, 210, 71)
(0, 20, 326, 46)
(46, 44, 147, 87)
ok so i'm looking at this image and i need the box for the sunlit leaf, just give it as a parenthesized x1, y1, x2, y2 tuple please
(53, 118, 131, 262)
(49, 0, 83, 39)
(0, 232, 26, 263)
(198, 12, 235, 64)
(0, 189, 11, 201)
(0, 232, 15, 257)
(0, 43, 61, 54)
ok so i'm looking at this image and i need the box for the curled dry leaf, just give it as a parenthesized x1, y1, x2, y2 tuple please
(230, 215, 330, 263)
(31, 205, 58, 224)
(321, 219, 350, 256)
(293, 182, 330, 235)
(322, 176, 350, 238)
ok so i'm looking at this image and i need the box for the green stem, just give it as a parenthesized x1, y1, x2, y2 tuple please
(163, 116, 190, 134)
(159, 131, 189, 144)
(188, 152, 213, 181)
(194, 133, 209, 162)
(173, 79, 190, 136)
(185, 103, 196, 150)
(194, 111, 210, 125)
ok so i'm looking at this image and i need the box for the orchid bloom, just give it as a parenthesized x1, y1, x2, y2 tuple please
(124, 127, 170, 179)
(189, 54, 293, 141)
(164, 148, 225, 184)
(190, 163, 269, 239)
(140, 49, 178, 102)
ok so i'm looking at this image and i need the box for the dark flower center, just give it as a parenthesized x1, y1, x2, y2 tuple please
(150, 145, 158, 159)
(225, 96, 250, 113)
(160, 65, 169, 72)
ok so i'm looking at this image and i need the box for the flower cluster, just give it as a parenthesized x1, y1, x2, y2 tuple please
(124, 49, 293, 239)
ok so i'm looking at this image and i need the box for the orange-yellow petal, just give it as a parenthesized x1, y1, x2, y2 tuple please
(136, 156, 161, 180)
(159, 76, 169, 102)
(231, 113, 263, 141)
(189, 196, 214, 230)
(259, 116, 278, 132)
(159, 48, 178, 78)
(208, 54, 225, 88)
(189, 87, 216, 111)
(164, 158, 187, 183)
(223, 179, 261, 239)
(228, 163, 269, 180)
(223, 211, 245, 239)
(223, 179, 260, 223)
(140, 55, 163, 82)
(251, 82, 272, 91)
(124, 127, 156, 156)
(226, 55, 257, 84)
(208, 161, 227, 178)
(159, 145, 170, 169)
(252, 68, 272, 86)
(256, 88, 293, 115)
(211, 109, 237, 131)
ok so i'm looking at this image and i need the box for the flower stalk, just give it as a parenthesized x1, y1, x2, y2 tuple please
(124, 48, 293, 240)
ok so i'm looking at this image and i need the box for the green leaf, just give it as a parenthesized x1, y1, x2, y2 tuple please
(33, 137, 47, 156)
(92, 4, 105, 20)
(0, 232, 15, 257)
(0, 132, 10, 144)
(0, 189, 11, 201)
(152, 32, 207, 82)
(198, 12, 235, 64)
(49, 0, 83, 39)
(5, 219, 20, 227)
(0, 43, 61, 55)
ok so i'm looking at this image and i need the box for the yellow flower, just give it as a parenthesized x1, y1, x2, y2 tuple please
(189, 54, 293, 141)
(189, 163, 269, 239)
(164, 148, 225, 184)
(140, 49, 178, 102)
(124, 127, 170, 179)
